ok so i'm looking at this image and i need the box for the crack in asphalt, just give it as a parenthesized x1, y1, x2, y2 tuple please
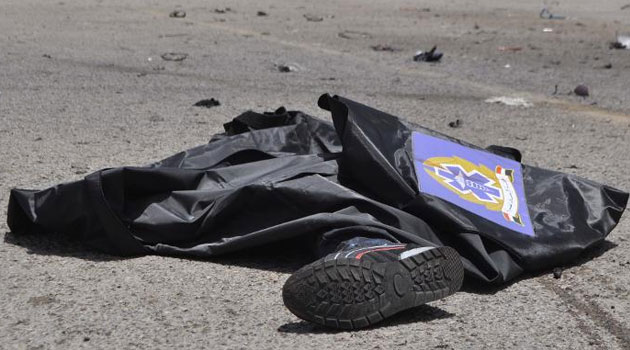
(540, 278, 630, 349)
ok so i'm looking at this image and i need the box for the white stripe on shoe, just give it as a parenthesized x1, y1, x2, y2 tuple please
(399, 246, 436, 260)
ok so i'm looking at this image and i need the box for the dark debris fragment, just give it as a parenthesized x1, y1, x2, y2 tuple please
(193, 98, 221, 108)
(610, 41, 627, 49)
(161, 53, 188, 62)
(610, 36, 630, 49)
(169, 10, 186, 18)
(552, 267, 562, 279)
(276, 64, 298, 73)
(303, 14, 323, 22)
(371, 44, 400, 52)
(413, 46, 443, 62)
(540, 8, 566, 20)
(448, 119, 462, 128)
(257, 11, 268, 16)
(574, 84, 589, 97)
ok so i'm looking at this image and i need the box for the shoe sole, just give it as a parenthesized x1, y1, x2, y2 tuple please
(282, 246, 464, 330)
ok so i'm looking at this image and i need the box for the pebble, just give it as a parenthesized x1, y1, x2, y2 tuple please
(553, 267, 562, 279)
(574, 84, 589, 97)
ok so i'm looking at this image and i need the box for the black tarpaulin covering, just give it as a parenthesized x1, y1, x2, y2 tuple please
(8, 95, 628, 285)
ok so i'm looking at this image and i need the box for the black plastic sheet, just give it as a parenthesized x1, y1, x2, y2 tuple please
(8, 95, 628, 285)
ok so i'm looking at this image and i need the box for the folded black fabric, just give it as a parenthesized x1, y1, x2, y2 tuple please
(8, 95, 628, 285)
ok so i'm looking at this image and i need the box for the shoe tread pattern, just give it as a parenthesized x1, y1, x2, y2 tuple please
(283, 246, 464, 330)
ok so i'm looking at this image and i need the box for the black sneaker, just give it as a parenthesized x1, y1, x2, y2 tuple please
(282, 244, 464, 330)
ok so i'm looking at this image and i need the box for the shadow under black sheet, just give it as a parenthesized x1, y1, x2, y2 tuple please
(4, 230, 123, 262)
(5, 230, 617, 283)
(460, 239, 618, 295)
(277, 304, 454, 334)
(3, 230, 618, 333)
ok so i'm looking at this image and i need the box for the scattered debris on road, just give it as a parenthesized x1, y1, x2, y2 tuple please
(574, 84, 589, 97)
(543, 28, 553, 33)
(610, 41, 626, 49)
(161, 53, 188, 61)
(303, 14, 323, 22)
(42, 54, 52, 59)
(598, 63, 613, 69)
(276, 63, 299, 73)
(448, 119, 462, 128)
(498, 46, 522, 52)
(621, 3, 630, 10)
(371, 44, 400, 52)
(257, 11, 268, 16)
(540, 8, 565, 20)
(485, 96, 533, 107)
(610, 35, 630, 49)
(413, 46, 443, 62)
(553, 267, 563, 279)
(193, 98, 221, 108)
(169, 10, 186, 18)
(338, 30, 372, 39)
(214, 8, 232, 14)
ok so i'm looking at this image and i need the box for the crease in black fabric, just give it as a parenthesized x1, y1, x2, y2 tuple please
(6, 94, 628, 286)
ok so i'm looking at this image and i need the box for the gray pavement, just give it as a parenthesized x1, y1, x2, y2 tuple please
(1, 0, 629, 349)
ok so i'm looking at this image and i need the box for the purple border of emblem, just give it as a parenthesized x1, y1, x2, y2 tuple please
(411, 132, 535, 236)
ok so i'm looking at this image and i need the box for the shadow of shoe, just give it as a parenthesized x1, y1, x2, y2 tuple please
(277, 304, 454, 334)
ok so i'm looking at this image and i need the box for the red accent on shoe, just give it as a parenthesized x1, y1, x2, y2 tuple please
(355, 246, 406, 259)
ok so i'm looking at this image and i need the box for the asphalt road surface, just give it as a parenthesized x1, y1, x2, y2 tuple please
(1, 0, 629, 349)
